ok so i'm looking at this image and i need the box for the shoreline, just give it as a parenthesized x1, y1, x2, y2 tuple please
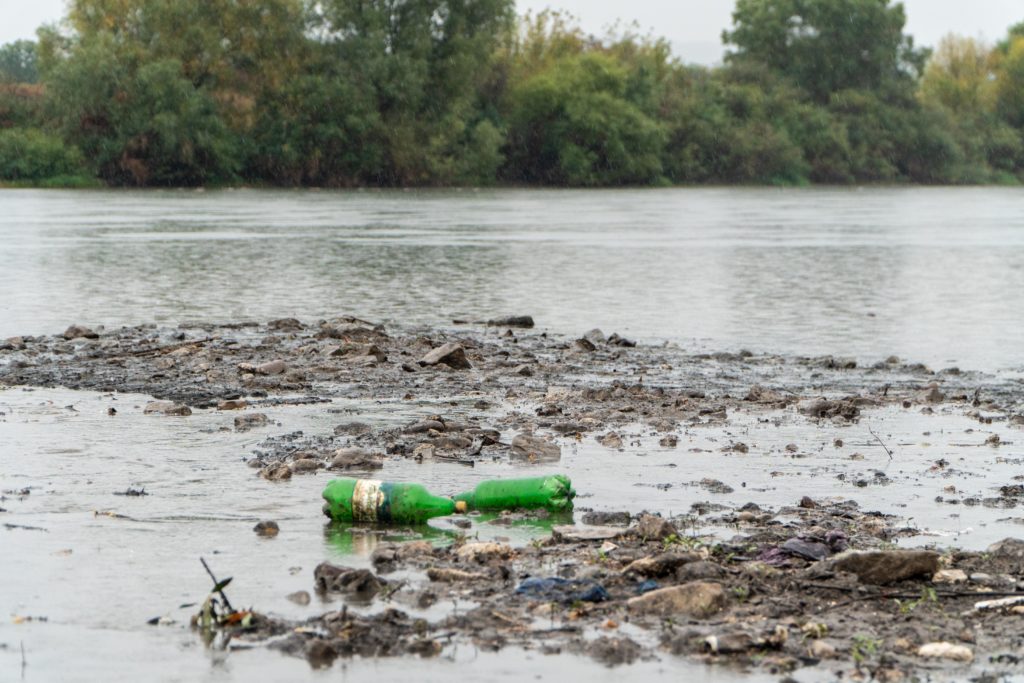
(3, 317, 1024, 679)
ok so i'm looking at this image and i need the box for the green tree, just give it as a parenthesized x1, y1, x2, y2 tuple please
(724, 0, 928, 102)
(0, 41, 38, 83)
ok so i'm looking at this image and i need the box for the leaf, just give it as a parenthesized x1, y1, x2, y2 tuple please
(213, 577, 233, 593)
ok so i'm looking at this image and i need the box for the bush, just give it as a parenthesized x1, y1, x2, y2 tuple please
(0, 127, 85, 180)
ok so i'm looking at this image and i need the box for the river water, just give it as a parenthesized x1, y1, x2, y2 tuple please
(1, 187, 1022, 371)
(1, 187, 1023, 682)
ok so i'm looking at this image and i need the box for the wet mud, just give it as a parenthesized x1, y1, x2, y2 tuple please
(3, 317, 1024, 680)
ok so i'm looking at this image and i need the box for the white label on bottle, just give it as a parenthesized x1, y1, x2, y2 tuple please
(352, 479, 383, 522)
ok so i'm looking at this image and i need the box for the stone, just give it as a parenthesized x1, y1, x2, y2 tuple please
(63, 325, 98, 340)
(487, 316, 535, 329)
(917, 642, 973, 662)
(677, 560, 726, 581)
(552, 525, 625, 542)
(607, 333, 636, 348)
(831, 550, 940, 585)
(254, 520, 279, 537)
(987, 538, 1024, 560)
(289, 459, 320, 474)
(514, 364, 534, 377)
(922, 384, 945, 403)
(621, 552, 702, 577)
(659, 435, 679, 447)
(808, 640, 837, 660)
(600, 433, 624, 449)
(235, 413, 269, 431)
(572, 338, 597, 353)
(314, 563, 386, 599)
(256, 359, 287, 375)
(510, 434, 561, 461)
(583, 329, 607, 344)
(330, 447, 383, 470)
(426, 568, 488, 582)
(143, 401, 192, 416)
(286, 590, 311, 606)
(267, 318, 302, 331)
(632, 514, 678, 541)
(627, 582, 728, 618)
(933, 569, 968, 584)
(217, 399, 248, 410)
(456, 542, 512, 563)
(581, 511, 631, 527)
(418, 343, 471, 370)
(260, 463, 292, 481)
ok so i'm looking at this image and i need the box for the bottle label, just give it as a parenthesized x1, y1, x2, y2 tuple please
(352, 479, 384, 522)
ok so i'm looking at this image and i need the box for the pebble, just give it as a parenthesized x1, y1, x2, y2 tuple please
(627, 582, 728, 618)
(143, 401, 192, 416)
(917, 642, 973, 662)
(235, 413, 269, 431)
(254, 521, 279, 537)
(418, 343, 471, 369)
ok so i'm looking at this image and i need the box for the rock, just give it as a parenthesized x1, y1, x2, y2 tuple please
(700, 478, 734, 494)
(426, 568, 488, 582)
(987, 538, 1024, 560)
(143, 401, 192, 416)
(289, 459, 320, 474)
(329, 343, 387, 363)
(256, 359, 287, 375)
(831, 550, 940, 585)
(622, 552, 702, 577)
(553, 525, 625, 542)
(286, 590, 311, 606)
(933, 569, 968, 584)
(254, 521, 279, 537)
(798, 398, 861, 420)
(581, 511, 631, 527)
(583, 329, 606, 344)
(510, 434, 561, 461)
(659, 435, 679, 447)
(235, 413, 269, 431)
(600, 433, 624, 449)
(217, 399, 248, 410)
(677, 560, 726, 581)
(587, 636, 641, 666)
(922, 383, 945, 403)
(330, 447, 383, 470)
(513, 364, 533, 377)
(808, 640, 837, 659)
(268, 318, 303, 331)
(63, 325, 98, 340)
(404, 419, 446, 434)
(917, 642, 973, 662)
(456, 542, 512, 563)
(572, 338, 597, 353)
(607, 333, 636, 348)
(260, 463, 292, 481)
(632, 514, 678, 541)
(314, 563, 386, 599)
(487, 316, 534, 328)
(418, 343, 471, 370)
(745, 384, 787, 404)
(627, 582, 728, 618)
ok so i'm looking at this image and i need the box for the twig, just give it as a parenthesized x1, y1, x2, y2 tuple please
(200, 557, 234, 613)
(867, 426, 894, 460)
(20, 641, 25, 679)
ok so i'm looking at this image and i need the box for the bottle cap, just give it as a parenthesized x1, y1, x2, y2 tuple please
(454, 500, 468, 514)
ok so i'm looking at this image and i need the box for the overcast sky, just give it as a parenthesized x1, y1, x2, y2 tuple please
(1, 0, 1021, 65)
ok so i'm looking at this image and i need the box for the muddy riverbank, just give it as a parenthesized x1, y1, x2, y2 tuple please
(3, 317, 1024, 681)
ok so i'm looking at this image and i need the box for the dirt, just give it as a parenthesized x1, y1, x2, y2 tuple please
(3, 316, 1024, 680)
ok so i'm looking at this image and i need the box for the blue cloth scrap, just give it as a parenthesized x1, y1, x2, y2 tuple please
(515, 577, 610, 603)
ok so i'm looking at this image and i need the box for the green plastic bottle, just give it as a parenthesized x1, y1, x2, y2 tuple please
(454, 475, 575, 513)
(322, 479, 467, 524)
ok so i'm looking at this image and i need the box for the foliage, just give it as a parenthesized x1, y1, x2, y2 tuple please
(7, 0, 1024, 187)
(0, 127, 85, 180)
(0, 41, 39, 83)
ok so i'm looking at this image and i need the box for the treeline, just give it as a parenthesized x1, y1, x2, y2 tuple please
(1, 0, 1023, 187)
